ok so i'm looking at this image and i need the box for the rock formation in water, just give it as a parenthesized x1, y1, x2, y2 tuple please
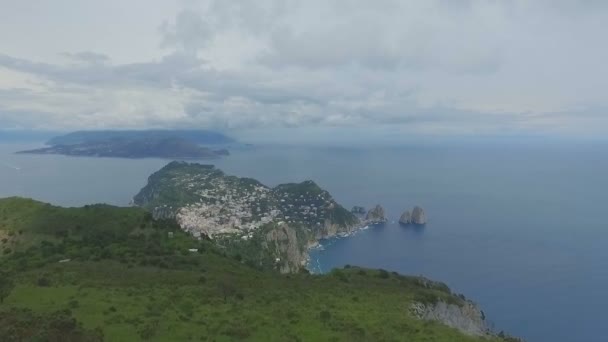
(400, 206, 426, 226)
(411, 206, 426, 225)
(365, 205, 387, 224)
(399, 210, 412, 225)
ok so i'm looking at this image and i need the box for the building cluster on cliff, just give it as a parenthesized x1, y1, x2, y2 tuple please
(172, 173, 337, 239)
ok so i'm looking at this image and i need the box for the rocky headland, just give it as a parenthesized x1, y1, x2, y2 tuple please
(134, 162, 361, 273)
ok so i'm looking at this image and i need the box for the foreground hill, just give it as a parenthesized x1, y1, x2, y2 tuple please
(0, 197, 518, 341)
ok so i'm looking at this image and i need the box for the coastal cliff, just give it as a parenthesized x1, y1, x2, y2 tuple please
(263, 224, 308, 273)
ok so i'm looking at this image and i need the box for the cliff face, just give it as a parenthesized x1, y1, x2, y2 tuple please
(410, 300, 489, 337)
(263, 224, 307, 273)
(365, 205, 387, 224)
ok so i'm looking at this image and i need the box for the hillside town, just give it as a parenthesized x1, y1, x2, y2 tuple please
(152, 165, 344, 239)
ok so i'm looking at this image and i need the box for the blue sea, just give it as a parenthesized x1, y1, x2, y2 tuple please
(1, 140, 607, 342)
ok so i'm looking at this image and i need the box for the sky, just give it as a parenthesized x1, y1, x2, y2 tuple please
(0, 0, 607, 140)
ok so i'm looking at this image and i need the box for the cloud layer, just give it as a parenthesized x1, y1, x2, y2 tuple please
(0, 0, 607, 137)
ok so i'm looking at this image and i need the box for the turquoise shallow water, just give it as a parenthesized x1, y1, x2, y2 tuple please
(1, 141, 607, 342)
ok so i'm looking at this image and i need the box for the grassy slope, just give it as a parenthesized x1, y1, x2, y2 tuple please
(0, 198, 505, 341)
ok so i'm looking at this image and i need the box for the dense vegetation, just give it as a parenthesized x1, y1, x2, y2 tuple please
(0, 197, 513, 341)
(274, 180, 360, 228)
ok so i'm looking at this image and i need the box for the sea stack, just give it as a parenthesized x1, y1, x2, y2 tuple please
(400, 206, 427, 226)
(399, 210, 412, 225)
(366, 205, 387, 224)
(411, 206, 426, 225)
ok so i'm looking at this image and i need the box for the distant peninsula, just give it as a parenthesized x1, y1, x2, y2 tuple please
(16, 129, 234, 159)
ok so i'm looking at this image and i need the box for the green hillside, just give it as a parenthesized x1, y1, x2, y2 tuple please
(0, 197, 515, 341)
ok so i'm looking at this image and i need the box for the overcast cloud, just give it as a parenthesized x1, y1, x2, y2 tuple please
(0, 0, 607, 138)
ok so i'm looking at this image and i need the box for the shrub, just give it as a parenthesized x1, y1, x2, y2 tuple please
(37, 277, 52, 287)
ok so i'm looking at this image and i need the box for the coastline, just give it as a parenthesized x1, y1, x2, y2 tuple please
(305, 220, 375, 274)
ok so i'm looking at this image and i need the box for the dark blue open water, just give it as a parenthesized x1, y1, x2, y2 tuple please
(1, 141, 607, 342)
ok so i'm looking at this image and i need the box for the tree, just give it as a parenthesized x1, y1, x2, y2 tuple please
(0, 272, 14, 304)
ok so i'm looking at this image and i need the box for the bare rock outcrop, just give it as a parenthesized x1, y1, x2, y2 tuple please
(411, 206, 426, 225)
(365, 205, 387, 224)
(399, 211, 411, 225)
(263, 225, 307, 274)
(410, 300, 490, 337)
(400, 206, 426, 226)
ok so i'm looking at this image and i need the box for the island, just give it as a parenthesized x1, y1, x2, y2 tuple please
(16, 129, 234, 159)
(400, 206, 427, 226)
